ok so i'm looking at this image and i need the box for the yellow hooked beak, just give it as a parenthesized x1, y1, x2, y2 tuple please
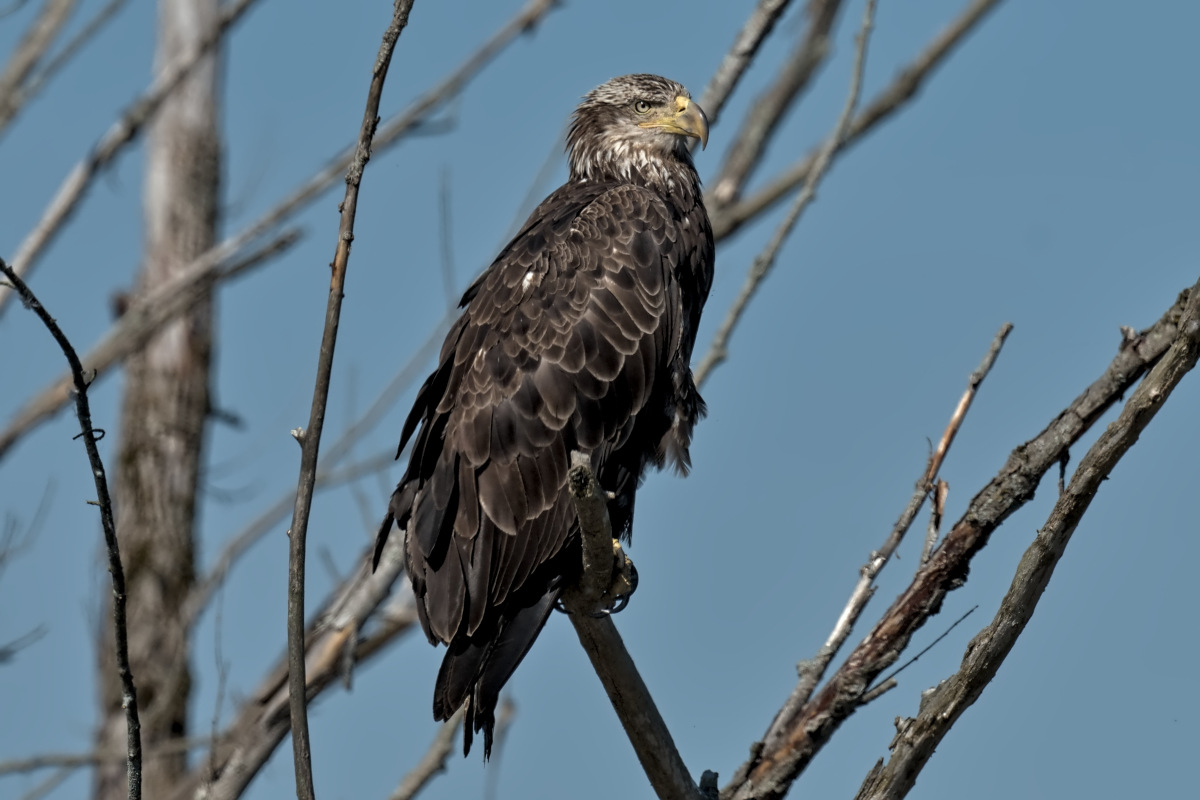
(639, 95, 710, 150)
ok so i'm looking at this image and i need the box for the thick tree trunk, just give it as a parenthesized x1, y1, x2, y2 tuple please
(93, 2, 221, 798)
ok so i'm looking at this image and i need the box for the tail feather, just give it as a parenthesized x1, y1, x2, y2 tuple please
(433, 588, 560, 758)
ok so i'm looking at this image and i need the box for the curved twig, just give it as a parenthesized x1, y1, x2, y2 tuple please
(0, 258, 142, 799)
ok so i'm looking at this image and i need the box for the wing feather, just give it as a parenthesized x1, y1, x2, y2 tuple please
(380, 177, 712, 754)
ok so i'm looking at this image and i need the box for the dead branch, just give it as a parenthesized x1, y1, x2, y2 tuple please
(0, 258, 142, 799)
(0, 0, 75, 136)
(696, 0, 795, 127)
(0, 0, 129, 138)
(0, 0, 262, 318)
(562, 457, 705, 800)
(721, 280, 1199, 800)
(0, 227, 300, 461)
(386, 706, 465, 800)
(855, 281, 1200, 800)
(286, 4, 414, 795)
(0, 0, 560, 455)
(696, 0, 876, 388)
(708, 0, 846, 207)
(785, 322, 1010, 727)
(710, 0, 1006, 242)
(167, 537, 417, 800)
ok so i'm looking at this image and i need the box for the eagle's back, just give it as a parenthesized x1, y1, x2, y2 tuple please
(377, 175, 712, 755)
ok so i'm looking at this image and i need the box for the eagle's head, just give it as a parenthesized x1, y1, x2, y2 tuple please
(567, 74, 709, 189)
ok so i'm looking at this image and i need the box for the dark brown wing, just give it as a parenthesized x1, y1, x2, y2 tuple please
(375, 179, 703, 755)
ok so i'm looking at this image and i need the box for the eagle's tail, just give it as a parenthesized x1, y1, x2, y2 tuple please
(433, 589, 560, 759)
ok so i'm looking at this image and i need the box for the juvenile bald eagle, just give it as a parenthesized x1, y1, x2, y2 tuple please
(374, 74, 714, 756)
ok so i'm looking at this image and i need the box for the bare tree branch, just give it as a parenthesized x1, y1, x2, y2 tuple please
(0, 0, 75, 136)
(0, 0, 262, 318)
(708, 0, 846, 207)
(697, 0, 876, 388)
(721, 280, 1199, 800)
(0, 0, 129, 139)
(386, 706, 465, 800)
(562, 457, 705, 800)
(855, 281, 1200, 800)
(194, 0, 561, 305)
(167, 539, 417, 800)
(0, 0, 561, 455)
(0, 258, 142, 799)
(286, 3, 414, 796)
(783, 322, 1010, 730)
(710, 0, 1006, 242)
(696, 0, 795, 128)
(0, 227, 300, 461)
(0, 737, 211, 776)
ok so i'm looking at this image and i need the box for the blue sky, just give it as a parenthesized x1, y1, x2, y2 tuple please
(2, 1, 1198, 798)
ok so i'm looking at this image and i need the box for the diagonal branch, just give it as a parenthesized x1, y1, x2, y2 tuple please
(696, 0, 796, 128)
(0, 258, 142, 799)
(855, 281, 1200, 800)
(0, 0, 75, 136)
(696, 0, 875, 388)
(708, 0, 846, 208)
(721, 280, 1200, 800)
(0, 0, 129, 139)
(0, 228, 302, 461)
(0, 0, 561, 457)
(710, 0, 1006, 242)
(0, 0, 262, 318)
(563, 457, 705, 800)
(386, 706, 465, 800)
(785, 323, 1010, 727)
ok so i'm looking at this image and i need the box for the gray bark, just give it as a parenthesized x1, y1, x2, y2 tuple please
(93, 1, 221, 798)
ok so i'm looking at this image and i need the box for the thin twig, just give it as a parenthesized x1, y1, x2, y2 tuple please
(286, 4, 414, 797)
(921, 479, 948, 564)
(856, 283, 1200, 800)
(0, 258, 142, 799)
(562, 458, 704, 800)
(721, 280, 1199, 800)
(0, 228, 302, 460)
(0, 736, 212, 775)
(710, 0, 1006, 242)
(17, 767, 70, 800)
(386, 706, 465, 800)
(0, 0, 262, 317)
(182, 306, 447, 628)
(696, 0, 873, 388)
(763, 322, 1009, 759)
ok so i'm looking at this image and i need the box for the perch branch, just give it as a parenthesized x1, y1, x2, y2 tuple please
(563, 456, 704, 800)
(855, 282, 1200, 800)
(0, 258, 142, 799)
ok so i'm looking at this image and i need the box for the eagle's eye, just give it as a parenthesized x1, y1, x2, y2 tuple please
(633, 100, 653, 115)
